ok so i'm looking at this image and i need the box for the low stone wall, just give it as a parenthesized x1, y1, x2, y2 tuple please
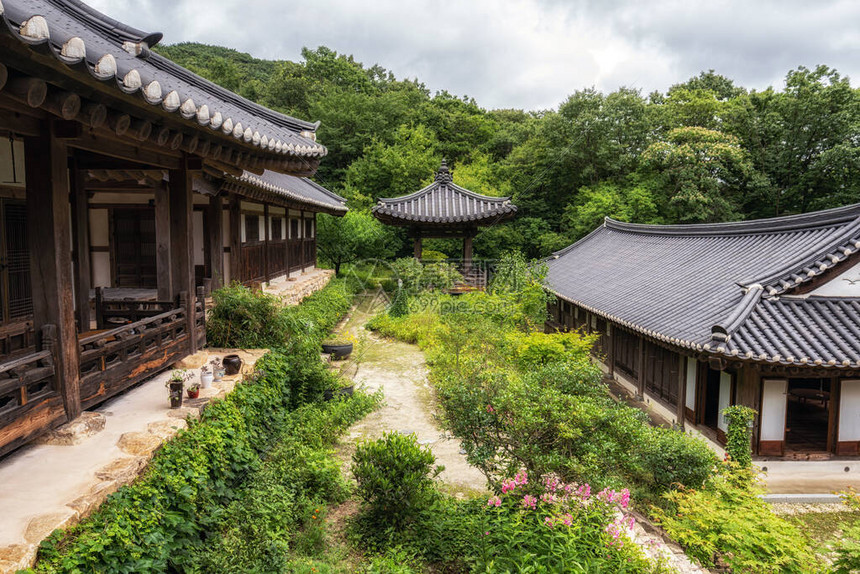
(266, 269, 335, 306)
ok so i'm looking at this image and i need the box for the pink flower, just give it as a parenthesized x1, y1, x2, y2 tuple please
(540, 493, 555, 504)
(616, 489, 630, 510)
(562, 513, 573, 527)
(501, 479, 518, 494)
(487, 496, 502, 507)
(515, 470, 528, 486)
(486, 404, 495, 413)
(521, 494, 537, 509)
(544, 516, 554, 528)
(576, 484, 591, 500)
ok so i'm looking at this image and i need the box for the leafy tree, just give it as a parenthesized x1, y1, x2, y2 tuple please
(562, 180, 661, 240)
(316, 211, 395, 274)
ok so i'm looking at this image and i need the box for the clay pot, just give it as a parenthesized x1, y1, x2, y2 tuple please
(186, 387, 200, 399)
(222, 354, 242, 376)
(168, 381, 184, 408)
(322, 342, 353, 360)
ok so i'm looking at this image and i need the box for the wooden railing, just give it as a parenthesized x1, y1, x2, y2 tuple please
(268, 240, 288, 277)
(303, 240, 315, 269)
(79, 299, 190, 409)
(239, 243, 265, 283)
(94, 287, 175, 329)
(0, 324, 65, 457)
(289, 240, 303, 273)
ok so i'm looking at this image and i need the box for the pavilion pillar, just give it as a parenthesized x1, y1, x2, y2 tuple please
(70, 158, 91, 331)
(463, 234, 473, 271)
(154, 184, 172, 300)
(413, 236, 423, 260)
(25, 124, 81, 421)
(169, 155, 197, 354)
(206, 195, 224, 290)
(229, 195, 242, 284)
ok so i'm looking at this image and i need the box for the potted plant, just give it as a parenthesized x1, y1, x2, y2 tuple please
(222, 354, 242, 376)
(186, 381, 200, 399)
(166, 369, 188, 408)
(200, 365, 213, 389)
(322, 334, 354, 360)
(211, 358, 225, 382)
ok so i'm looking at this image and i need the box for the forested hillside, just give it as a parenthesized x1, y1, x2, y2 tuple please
(157, 42, 860, 260)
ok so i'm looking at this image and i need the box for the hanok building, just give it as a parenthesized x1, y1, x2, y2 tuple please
(546, 205, 860, 459)
(372, 160, 516, 284)
(0, 0, 344, 456)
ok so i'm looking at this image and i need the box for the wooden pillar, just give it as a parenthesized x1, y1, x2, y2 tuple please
(25, 124, 81, 421)
(607, 324, 614, 377)
(413, 236, 422, 260)
(229, 195, 242, 283)
(677, 354, 686, 429)
(169, 155, 196, 354)
(70, 159, 91, 331)
(206, 195, 224, 289)
(463, 234, 473, 271)
(263, 203, 270, 283)
(154, 184, 172, 300)
(300, 209, 306, 269)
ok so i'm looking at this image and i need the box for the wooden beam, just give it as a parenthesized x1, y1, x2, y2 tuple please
(25, 123, 81, 421)
(0, 63, 7, 92)
(169, 155, 196, 354)
(44, 91, 81, 121)
(7, 76, 47, 108)
(206, 195, 224, 289)
(70, 158, 91, 331)
(154, 184, 172, 300)
(66, 130, 181, 170)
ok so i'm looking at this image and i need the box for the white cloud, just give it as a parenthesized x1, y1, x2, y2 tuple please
(87, 0, 860, 110)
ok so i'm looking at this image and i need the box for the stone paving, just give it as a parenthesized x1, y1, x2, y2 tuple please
(264, 268, 334, 305)
(0, 349, 264, 574)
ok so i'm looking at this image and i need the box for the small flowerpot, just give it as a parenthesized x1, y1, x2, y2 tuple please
(168, 381, 184, 409)
(201, 372, 214, 389)
(322, 342, 353, 360)
(213, 368, 225, 382)
(187, 387, 200, 399)
(222, 355, 242, 376)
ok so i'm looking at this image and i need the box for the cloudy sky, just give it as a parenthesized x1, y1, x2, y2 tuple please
(89, 0, 860, 111)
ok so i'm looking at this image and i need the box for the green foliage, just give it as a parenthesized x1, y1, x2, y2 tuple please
(723, 405, 757, 468)
(317, 211, 396, 275)
(388, 257, 462, 295)
(206, 282, 289, 348)
(833, 488, 860, 574)
(31, 344, 374, 573)
(207, 277, 359, 349)
(654, 463, 824, 573)
(352, 431, 442, 527)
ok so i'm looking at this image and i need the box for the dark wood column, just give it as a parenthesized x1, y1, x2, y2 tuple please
(25, 124, 81, 420)
(637, 336, 645, 398)
(206, 195, 224, 289)
(463, 234, 473, 271)
(229, 195, 242, 284)
(606, 324, 615, 377)
(154, 184, 172, 300)
(70, 158, 91, 331)
(263, 203, 270, 282)
(413, 236, 423, 260)
(169, 155, 196, 354)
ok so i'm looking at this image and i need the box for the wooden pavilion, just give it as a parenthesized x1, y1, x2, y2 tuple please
(371, 160, 516, 280)
(0, 0, 342, 457)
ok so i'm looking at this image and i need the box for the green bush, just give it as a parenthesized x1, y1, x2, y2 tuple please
(352, 431, 443, 527)
(654, 463, 824, 573)
(206, 282, 289, 348)
(833, 488, 860, 574)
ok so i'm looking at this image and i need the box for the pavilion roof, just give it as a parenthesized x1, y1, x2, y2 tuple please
(547, 203, 860, 369)
(371, 160, 516, 228)
(0, 0, 325, 174)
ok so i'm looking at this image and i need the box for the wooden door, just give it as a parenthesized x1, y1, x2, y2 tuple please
(112, 208, 157, 288)
(759, 378, 787, 456)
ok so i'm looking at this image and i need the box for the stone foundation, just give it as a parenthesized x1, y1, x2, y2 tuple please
(265, 268, 335, 306)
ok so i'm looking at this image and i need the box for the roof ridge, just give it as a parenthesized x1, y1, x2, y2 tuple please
(605, 202, 860, 236)
(376, 180, 511, 204)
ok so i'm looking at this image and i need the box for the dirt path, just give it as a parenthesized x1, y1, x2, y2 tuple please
(333, 295, 487, 498)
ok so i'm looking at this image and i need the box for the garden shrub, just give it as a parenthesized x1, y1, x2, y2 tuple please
(653, 462, 823, 573)
(206, 282, 289, 348)
(833, 487, 860, 574)
(352, 431, 443, 527)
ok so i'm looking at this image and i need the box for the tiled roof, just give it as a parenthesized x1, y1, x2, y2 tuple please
(372, 160, 516, 226)
(0, 0, 326, 163)
(547, 203, 860, 369)
(233, 170, 347, 213)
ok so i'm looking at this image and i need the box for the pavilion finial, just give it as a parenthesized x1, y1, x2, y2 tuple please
(435, 159, 452, 183)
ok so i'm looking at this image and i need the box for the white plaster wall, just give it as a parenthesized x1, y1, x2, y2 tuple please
(717, 372, 732, 432)
(89, 208, 111, 287)
(258, 215, 265, 241)
(0, 139, 26, 187)
(839, 380, 860, 441)
(192, 210, 204, 267)
(643, 393, 678, 426)
(222, 210, 230, 284)
(614, 369, 639, 396)
(760, 379, 788, 441)
(807, 260, 860, 298)
(270, 206, 285, 217)
(685, 358, 697, 411)
(223, 253, 231, 284)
